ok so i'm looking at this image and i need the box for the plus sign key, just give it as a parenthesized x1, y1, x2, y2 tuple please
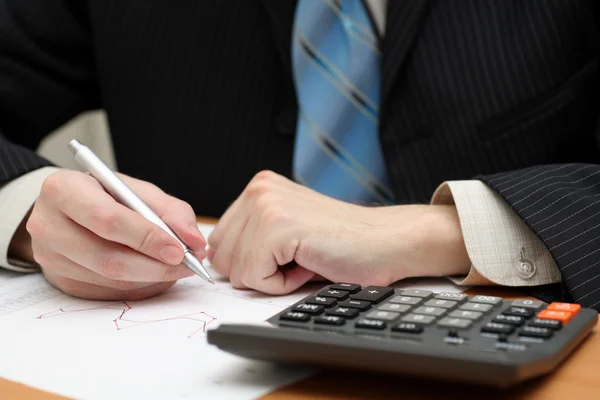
(350, 286, 394, 303)
(317, 289, 350, 300)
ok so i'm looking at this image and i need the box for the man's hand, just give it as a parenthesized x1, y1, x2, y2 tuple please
(208, 171, 471, 295)
(17, 170, 206, 301)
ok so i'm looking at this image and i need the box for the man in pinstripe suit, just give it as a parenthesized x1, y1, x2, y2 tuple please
(2, 1, 600, 310)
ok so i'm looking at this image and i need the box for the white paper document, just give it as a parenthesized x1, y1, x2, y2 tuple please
(0, 223, 464, 400)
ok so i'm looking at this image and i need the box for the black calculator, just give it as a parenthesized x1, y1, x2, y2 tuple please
(206, 283, 598, 388)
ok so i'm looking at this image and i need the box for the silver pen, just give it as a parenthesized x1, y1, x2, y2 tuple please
(68, 139, 214, 285)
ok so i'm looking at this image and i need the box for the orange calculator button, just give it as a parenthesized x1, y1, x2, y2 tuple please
(537, 310, 573, 323)
(547, 302, 581, 315)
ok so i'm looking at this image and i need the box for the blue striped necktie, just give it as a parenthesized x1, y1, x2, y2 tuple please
(291, 0, 395, 205)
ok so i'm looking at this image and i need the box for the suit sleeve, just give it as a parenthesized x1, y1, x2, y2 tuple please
(0, 0, 99, 183)
(479, 164, 600, 311)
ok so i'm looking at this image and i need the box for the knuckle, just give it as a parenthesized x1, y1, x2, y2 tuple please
(32, 250, 52, 268)
(254, 170, 277, 181)
(97, 254, 127, 280)
(173, 199, 195, 217)
(88, 206, 119, 236)
(40, 172, 64, 198)
(26, 216, 46, 238)
(261, 206, 287, 225)
(137, 226, 159, 253)
(245, 180, 271, 198)
(245, 171, 277, 197)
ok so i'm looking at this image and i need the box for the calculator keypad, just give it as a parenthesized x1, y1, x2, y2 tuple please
(274, 283, 585, 353)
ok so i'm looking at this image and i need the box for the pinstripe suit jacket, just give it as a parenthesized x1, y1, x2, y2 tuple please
(2, 0, 600, 308)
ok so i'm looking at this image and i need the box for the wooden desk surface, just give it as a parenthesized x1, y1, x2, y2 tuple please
(2, 218, 598, 399)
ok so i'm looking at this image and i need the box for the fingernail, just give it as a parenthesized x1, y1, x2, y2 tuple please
(161, 245, 183, 264)
(207, 248, 215, 262)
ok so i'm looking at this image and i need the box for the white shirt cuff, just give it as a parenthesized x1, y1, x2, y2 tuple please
(431, 180, 561, 287)
(0, 166, 62, 272)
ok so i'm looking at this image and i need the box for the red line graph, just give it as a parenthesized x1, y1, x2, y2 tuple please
(36, 302, 216, 338)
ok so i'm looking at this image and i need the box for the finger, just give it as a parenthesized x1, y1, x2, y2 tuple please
(44, 269, 176, 301)
(157, 196, 207, 258)
(58, 179, 187, 266)
(210, 204, 250, 278)
(208, 170, 281, 252)
(41, 253, 160, 291)
(207, 196, 241, 255)
(50, 216, 195, 282)
(119, 176, 208, 256)
(243, 222, 315, 295)
(228, 210, 262, 289)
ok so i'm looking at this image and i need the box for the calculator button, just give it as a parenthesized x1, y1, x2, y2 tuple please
(529, 318, 562, 330)
(355, 319, 387, 330)
(325, 307, 359, 318)
(399, 289, 433, 299)
(366, 310, 401, 321)
(414, 306, 447, 317)
(305, 296, 337, 307)
(424, 299, 458, 309)
(438, 317, 472, 329)
(481, 322, 514, 335)
(460, 302, 493, 313)
(518, 326, 553, 339)
(492, 314, 525, 326)
(503, 307, 534, 318)
(434, 292, 468, 303)
(378, 303, 411, 313)
(280, 312, 311, 322)
(401, 314, 436, 325)
(337, 299, 371, 311)
(350, 286, 394, 303)
(314, 315, 345, 326)
(318, 289, 349, 300)
(546, 302, 581, 315)
(392, 322, 424, 334)
(292, 304, 324, 315)
(329, 283, 361, 293)
(495, 342, 527, 352)
(511, 299, 545, 309)
(389, 296, 423, 306)
(536, 310, 573, 324)
(470, 295, 503, 306)
(448, 310, 482, 321)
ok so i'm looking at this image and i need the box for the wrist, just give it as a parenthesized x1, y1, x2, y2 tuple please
(373, 204, 471, 282)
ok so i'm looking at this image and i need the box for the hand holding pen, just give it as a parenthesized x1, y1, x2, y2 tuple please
(22, 140, 211, 301)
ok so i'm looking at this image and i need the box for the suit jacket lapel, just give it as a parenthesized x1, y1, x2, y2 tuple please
(381, 0, 431, 105)
(261, 0, 298, 74)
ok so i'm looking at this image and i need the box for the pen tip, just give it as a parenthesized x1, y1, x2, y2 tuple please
(208, 277, 215, 285)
